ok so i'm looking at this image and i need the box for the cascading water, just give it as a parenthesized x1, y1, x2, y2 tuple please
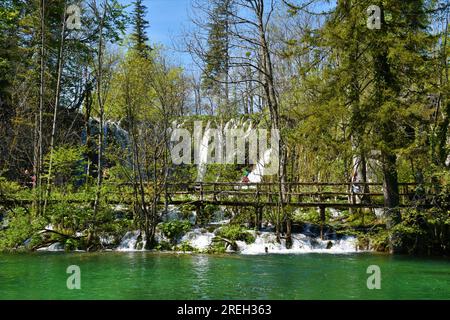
(197, 121, 212, 182)
(115, 226, 360, 254)
(116, 231, 147, 251)
(195, 119, 256, 182)
(236, 232, 358, 255)
(247, 148, 273, 184)
(180, 229, 216, 250)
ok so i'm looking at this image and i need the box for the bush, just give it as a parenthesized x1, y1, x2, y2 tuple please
(158, 220, 191, 244)
(216, 224, 255, 244)
(43, 145, 86, 187)
(175, 241, 197, 252)
(65, 238, 79, 251)
(292, 208, 324, 225)
(196, 204, 220, 225)
(0, 208, 45, 251)
(207, 241, 226, 254)
(390, 209, 450, 255)
(155, 240, 173, 251)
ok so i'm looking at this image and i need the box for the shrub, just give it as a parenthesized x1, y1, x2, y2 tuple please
(158, 220, 191, 244)
(207, 241, 226, 254)
(216, 224, 255, 244)
(155, 240, 173, 251)
(0, 208, 45, 251)
(175, 241, 197, 252)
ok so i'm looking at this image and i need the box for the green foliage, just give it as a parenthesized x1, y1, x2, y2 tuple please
(64, 238, 78, 251)
(197, 204, 220, 225)
(155, 240, 173, 251)
(355, 229, 390, 252)
(390, 209, 450, 255)
(202, 0, 232, 98)
(179, 204, 197, 220)
(0, 176, 24, 198)
(131, 0, 151, 56)
(158, 220, 191, 244)
(44, 145, 86, 187)
(216, 224, 255, 244)
(207, 241, 226, 254)
(0, 208, 45, 251)
(46, 202, 93, 233)
(175, 241, 197, 253)
(203, 164, 241, 183)
(293, 208, 327, 225)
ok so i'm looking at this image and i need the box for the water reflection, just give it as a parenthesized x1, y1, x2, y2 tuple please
(191, 255, 210, 299)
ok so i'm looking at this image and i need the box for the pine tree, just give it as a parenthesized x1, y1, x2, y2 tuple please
(131, 0, 151, 57)
(290, 0, 437, 252)
(202, 0, 232, 114)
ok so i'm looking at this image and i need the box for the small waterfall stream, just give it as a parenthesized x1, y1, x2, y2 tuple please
(115, 227, 360, 254)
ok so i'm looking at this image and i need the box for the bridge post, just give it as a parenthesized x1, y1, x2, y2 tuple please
(319, 206, 326, 240)
(199, 182, 203, 202)
(254, 184, 263, 230)
(254, 206, 263, 230)
(197, 182, 204, 225)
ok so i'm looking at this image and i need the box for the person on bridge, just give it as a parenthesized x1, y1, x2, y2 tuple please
(242, 168, 250, 184)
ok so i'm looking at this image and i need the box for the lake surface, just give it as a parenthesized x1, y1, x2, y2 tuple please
(1, 252, 449, 299)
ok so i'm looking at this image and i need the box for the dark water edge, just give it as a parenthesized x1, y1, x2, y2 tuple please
(0, 252, 449, 300)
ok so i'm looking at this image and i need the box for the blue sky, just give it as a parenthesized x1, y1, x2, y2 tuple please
(123, 0, 196, 71)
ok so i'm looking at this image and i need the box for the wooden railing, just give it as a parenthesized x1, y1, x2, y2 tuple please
(1, 182, 437, 210)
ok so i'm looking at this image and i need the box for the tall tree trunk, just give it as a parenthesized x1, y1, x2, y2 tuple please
(92, 3, 108, 246)
(382, 151, 402, 253)
(254, 0, 290, 246)
(44, 2, 67, 215)
(84, 79, 93, 185)
(36, 0, 46, 216)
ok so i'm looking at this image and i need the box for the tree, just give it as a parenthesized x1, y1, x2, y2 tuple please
(201, 0, 232, 114)
(0, 0, 24, 175)
(131, 0, 151, 57)
(286, 0, 441, 252)
(106, 48, 188, 248)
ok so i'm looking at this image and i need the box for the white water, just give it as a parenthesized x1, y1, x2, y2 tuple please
(197, 121, 212, 182)
(115, 226, 360, 254)
(195, 119, 256, 182)
(180, 229, 215, 250)
(236, 232, 358, 255)
(36, 242, 65, 252)
(247, 148, 273, 184)
(116, 231, 147, 251)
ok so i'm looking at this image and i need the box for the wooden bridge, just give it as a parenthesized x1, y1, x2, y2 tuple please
(162, 181, 430, 209)
(1, 182, 436, 211)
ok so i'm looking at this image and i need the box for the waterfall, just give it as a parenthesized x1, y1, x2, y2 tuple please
(114, 225, 361, 254)
(180, 229, 216, 250)
(197, 121, 212, 182)
(196, 118, 255, 182)
(247, 148, 273, 183)
(236, 232, 358, 255)
(36, 242, 65, 252)
(174, 228, 359, 254)
(116, 231, 147, 251)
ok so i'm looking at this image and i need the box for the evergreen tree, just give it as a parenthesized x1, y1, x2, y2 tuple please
(202, 0, 232, 114)
(131, 0, 151, 57)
